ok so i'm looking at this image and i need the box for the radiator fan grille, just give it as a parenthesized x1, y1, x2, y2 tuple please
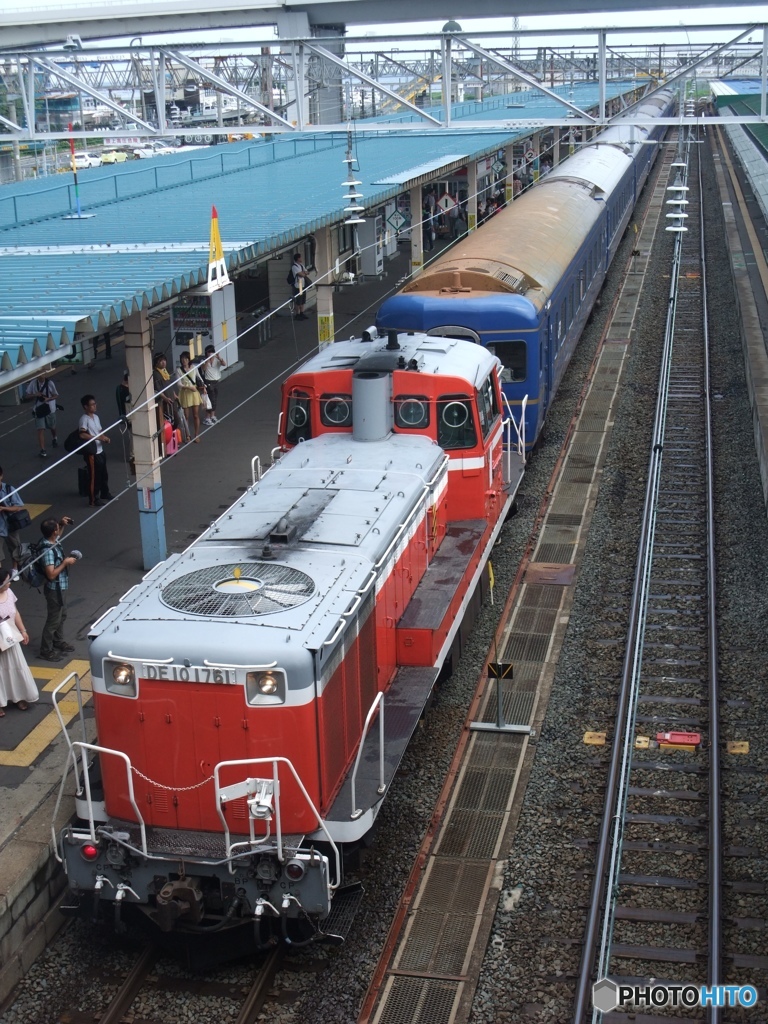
(160, 562, 315, 617)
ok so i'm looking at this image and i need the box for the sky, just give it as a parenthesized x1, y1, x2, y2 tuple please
(6, 2, 768, 49)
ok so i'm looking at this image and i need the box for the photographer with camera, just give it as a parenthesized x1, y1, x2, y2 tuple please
(38, 516, 78, 663)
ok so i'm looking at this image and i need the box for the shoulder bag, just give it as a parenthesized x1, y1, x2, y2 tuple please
(0, 618, 23, 651)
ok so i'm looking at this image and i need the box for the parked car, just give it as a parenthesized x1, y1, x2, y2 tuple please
(72, 152, 102, 169)
(132, 141, 177, 159)
(101, 149, 128, 164)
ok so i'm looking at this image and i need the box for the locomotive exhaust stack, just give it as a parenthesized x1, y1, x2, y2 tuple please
(352, 370, 393, 442)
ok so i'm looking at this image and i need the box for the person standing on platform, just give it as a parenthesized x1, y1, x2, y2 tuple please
(0, 467, 28, 580)
(289, 252, 312, 321)
(26, 372, 60, 458)
(79, 395, 114, 507)
(38, 516, 77, 663)
(0, 567, 39, 713)
(200, 344, 226, 425)
(176, 351, 203, 443)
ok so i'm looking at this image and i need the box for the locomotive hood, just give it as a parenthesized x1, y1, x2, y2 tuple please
(89, 433, 447, 678)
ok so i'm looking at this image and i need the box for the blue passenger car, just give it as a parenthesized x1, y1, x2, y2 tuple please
(376, 90, 673, 450)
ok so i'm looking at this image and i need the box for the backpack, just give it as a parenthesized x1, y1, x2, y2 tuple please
(18, 540, 47, 589)
(64, 429, 82, 453)
(286, 265, 296, 286)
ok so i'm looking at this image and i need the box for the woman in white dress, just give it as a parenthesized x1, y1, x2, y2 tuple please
(0, 567, 38, 716)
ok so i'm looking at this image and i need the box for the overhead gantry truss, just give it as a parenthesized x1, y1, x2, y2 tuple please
(0, 23, 767, 142)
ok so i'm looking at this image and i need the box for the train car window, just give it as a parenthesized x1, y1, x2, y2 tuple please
(320, 393, 353, 427)
(438, 394, 477, 450)
(285, 391, 312, 444)
(488, 341, 527, 383)
(394, 395, 430, 429)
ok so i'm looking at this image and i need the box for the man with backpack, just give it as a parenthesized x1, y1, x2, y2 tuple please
(38, 516, 77, 662)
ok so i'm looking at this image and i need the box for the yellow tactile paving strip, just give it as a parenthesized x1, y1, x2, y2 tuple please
(0, 659, 91, 767)
(24, 503, 50, 521)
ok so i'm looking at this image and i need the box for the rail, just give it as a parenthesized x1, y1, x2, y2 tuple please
(350, 691, 386, 820)
(572, 127, 722, 1022)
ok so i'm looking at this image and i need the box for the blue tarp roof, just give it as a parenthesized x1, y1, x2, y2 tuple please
(0, 80, 634, 379)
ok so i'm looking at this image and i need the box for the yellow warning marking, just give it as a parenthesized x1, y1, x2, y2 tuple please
(635, 735, 650, 749)
(0, 661, 92, 767)
(583, 731, 606, 745)
(24, 502, 50, 521)
(727, 741, 749, 755)
(40, 659, 90, 691)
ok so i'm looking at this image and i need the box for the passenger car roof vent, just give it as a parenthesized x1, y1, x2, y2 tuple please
(160, 562, 315, 617)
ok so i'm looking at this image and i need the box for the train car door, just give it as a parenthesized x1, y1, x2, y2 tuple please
(543, 317, 552, 419)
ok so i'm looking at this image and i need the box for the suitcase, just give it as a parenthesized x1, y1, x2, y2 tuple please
(78, 466, 89, 498)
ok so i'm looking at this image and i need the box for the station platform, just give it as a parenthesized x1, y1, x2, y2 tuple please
(0, 241, 424, 1003)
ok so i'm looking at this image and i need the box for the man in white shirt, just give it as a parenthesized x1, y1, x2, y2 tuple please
(78, 394, 114, 508)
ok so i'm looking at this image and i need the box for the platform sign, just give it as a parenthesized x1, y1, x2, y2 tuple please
(524, 149, 535, 161)
(437, 193, 457, 212)
(492, 159, 505, 174)
(387, 210, 407, 230)
(488, 662, 514, 680)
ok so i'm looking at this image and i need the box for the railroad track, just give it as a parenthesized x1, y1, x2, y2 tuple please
(58, 942, 284, 1024)
(572, 128, 759, 1022)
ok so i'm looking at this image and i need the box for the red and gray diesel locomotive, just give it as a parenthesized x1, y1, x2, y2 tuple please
(52, 330, 525, 955)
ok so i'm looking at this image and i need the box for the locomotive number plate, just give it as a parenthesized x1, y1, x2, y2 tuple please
(141, 663, 238, 685)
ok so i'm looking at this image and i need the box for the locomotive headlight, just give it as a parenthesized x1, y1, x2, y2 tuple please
(245, 669, 285, 705)
(259, 672, 278, 694)
(104, 660, 137, 698)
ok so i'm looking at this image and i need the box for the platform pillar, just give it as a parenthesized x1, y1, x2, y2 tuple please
(409, 185, 424, 276)
(314, 225, 335, 348)
(467, 162, 477, 232)
(553, 127, 561, 169)
(531, 131, 541, 183)
(504, 142, 515, 204)
(124, 310, 167, 570)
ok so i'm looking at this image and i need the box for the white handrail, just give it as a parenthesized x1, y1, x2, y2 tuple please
(350, 691, 386, 820)
(71, 741, 147, 854)
(250, 455, 262, 484)
(50, 671, 90, 862)
(213, 756, 342, 889)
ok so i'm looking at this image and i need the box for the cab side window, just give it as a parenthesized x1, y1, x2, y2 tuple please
(476, 376, 500, 439)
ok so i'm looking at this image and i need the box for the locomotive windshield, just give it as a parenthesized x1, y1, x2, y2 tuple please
(286, 390, 312, 444)
(437, 395, 477, 450)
